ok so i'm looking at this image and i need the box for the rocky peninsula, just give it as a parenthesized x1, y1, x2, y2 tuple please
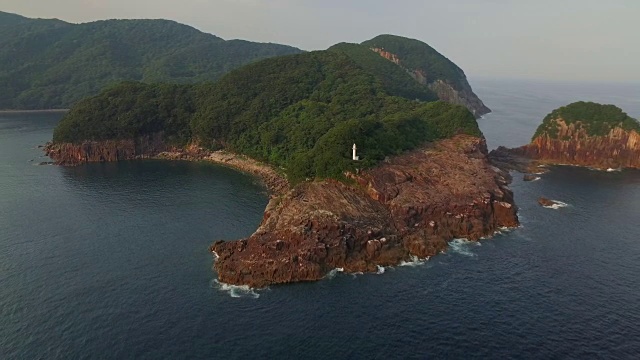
(211, 135, 518, 287)
(491, 102, 640, 171)
(44, 37, 517, 288)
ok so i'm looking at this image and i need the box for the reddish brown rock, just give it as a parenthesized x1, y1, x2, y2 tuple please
(212, 135, 519, 288)
(538, 197, 555, 207)
(498, 120, 640, 170)
(44, 133, 167, 165)
(45, 136, 289, 195)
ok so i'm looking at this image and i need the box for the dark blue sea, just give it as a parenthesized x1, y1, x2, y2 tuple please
(1, 79, 640, 359)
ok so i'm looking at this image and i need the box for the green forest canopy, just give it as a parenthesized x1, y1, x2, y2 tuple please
(0, 11, 301, 109)
(361, 34, 466, 89)
(533, 101, 640, 139)
(54, 50, 481, 183)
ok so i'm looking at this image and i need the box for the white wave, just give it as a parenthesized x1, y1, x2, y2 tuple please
(324, 267, 344, 279)
(606, 168, 621, 172)
(447, 238, 479, 257)
(376, 265, 386, 274)
(543, 200, 569, 210)
(211, 279, 260, 298)
(530, 176, 541, 181)
(211, 251, 219, 260)
(399, 255, 429, 267)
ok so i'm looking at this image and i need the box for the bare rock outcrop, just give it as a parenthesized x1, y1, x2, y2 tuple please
(211, 135, 519, 287)
(491, 119, 640, 171)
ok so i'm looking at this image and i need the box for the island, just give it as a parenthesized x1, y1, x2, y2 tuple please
(491, 101, 640, 171)
(44, 35, 517, 287)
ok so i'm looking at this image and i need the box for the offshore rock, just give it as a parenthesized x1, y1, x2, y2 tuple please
(211, 135, 519, 288)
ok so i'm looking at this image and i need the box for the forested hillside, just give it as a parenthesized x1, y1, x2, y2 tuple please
(0, 11, 301, 109)
(53, 50, 481, 183)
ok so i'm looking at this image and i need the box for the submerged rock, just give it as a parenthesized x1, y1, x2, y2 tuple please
(538, 197, 555, 207)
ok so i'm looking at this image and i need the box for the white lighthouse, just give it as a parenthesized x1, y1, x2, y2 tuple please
(352, 143, 359, 161)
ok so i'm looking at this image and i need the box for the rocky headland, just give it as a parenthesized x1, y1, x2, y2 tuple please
(370, 39, 491, 118)
(490, 102, 640, 172)
(211, 135, 518, 288)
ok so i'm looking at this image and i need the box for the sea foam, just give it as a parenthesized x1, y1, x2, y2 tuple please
(543, 200, 569, 210)
(325, 267, 344, 279)
(447, 238, 480, 257)
(399, 255, 430, 267)
(211, 279, 260, 298)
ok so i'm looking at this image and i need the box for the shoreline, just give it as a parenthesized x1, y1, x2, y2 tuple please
(156, 149, 290, 196)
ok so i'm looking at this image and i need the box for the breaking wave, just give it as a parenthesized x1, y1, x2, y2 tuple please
(543, 200, 569, 210)
(376, 265, 386, 274)
(325, 267, 344, 279)
(447, 238, 480, 257)
(211, 279, 260, 299)
(399, 255, 429, 267)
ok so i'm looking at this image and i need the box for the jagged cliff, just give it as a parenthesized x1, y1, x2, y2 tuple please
(211, 135, 518, 287)
(491, 102, 640, 170)
(367, 39, 491, 118)
(508, 120, 640, 169)
(44, 133, 167, 165)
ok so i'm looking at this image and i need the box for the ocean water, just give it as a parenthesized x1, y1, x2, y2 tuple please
(1, 79, 640, 359)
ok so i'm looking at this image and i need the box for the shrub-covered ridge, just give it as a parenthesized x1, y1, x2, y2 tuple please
(53, 50, 481, 183)
(532, 101, 640, 139)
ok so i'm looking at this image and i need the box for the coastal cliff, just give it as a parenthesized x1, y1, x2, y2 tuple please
(367, 39, 491, 118)
(491, 102, 640, 171)
(44, 133, 167, 165)
(45, 136, 289, 194)
(211, 135, 518, 288)
(507, 122, 640, 169)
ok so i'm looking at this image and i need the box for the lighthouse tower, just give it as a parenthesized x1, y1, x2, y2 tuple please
(352, 143, 359, 161)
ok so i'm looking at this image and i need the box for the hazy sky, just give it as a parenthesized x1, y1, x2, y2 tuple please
(2, 0, 639, 82)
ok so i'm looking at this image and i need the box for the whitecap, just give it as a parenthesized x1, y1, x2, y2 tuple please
(376, 265, 386, 274)
(543, 200, 569, 210)
(324, 267, 344, 279)
(447, 238, 478, 257)
(399, 255, 429, 267)
(606, 168, 621, 172)
(211, 279, 260, 298)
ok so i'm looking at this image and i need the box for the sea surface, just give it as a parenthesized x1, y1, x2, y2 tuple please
(2, 79, 640, 359)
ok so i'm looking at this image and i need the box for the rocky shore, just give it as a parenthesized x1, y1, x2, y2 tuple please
(45, 134, 519, 288)
(44, 135, 289, 195)
(490, 121, 640, 172)
(211, 135, 519, 288)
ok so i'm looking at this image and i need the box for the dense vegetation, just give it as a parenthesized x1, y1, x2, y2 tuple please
(54, 50, 481, 183)
(533, 101, 640, 139)
(328, 43, 437, 102)
(361, 34, 466, 89)
(0, 11, 301, 109)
